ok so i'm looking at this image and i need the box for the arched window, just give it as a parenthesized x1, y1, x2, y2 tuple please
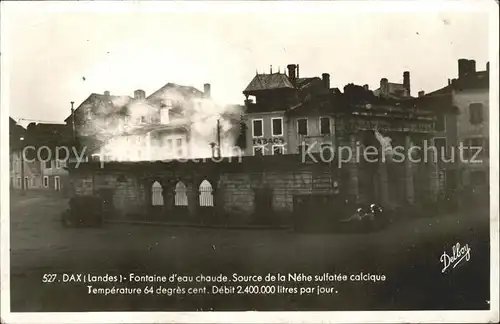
(199, 180, 214, 207)
(151, 181, 164, 206)
(175, 181, 188, 206)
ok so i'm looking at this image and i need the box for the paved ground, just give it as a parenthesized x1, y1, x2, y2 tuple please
(8, 191, 491, 311)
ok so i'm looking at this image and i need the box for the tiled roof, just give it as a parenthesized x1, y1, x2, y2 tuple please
(287, 83, 440, 119)
(413, 93, 455, 113)
(147, 83, 204, 104)
(243, 73, 295, 93)
(296, 77, 319, 89)
(65, 93, 133, 122)
(427, 70, 489, 96)
(453, 71, 489, 91)
(24, 123, 72, 148)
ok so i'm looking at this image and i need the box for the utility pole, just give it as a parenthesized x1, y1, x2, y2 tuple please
(216, 119, 221, 158)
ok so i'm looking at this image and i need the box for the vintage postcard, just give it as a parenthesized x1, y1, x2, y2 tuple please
(1, 0, 498, 323)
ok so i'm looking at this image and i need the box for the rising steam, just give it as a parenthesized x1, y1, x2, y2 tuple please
(81, 86, 244, 162)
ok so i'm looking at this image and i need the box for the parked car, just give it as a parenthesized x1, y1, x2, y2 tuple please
(61, 196, 104, 228)
(339, 203, 387, 232)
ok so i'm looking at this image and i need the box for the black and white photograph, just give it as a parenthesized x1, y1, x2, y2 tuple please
(1, 1, 498, 323)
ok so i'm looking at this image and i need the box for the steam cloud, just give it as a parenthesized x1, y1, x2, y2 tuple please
(79, 85, 244, 162)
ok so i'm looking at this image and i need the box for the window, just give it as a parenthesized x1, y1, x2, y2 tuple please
(43, 176, 49, 188)
(165, 99, 173, 109)
(252, 119, 263, 138)
(435, 114, 446, 132)
(151, 181, 164, 206)
(199, 180, 214, 207)
(174, 181, 188, 206)
(469, 103, 483, 125)
(166, 139, 173, 155)
(55, 160, 61, 169)
(253, 146, 264, 156)
(297, 118, 308, 136)
(31, 177, 35, 187)
(272, 145, 284, 155)
(320, 117, 331, 135)
(160, 107, 170, 124)
(176, 138, 183, 156)
(45, 161, 52, 169)
(271, 117, 283, 136)
(17, 177, 21, 188)
(140, 116, 147, 124)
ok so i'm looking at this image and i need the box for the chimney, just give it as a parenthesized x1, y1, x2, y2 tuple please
(403, 71, 411, 97)
(458, 58, 468, 78)
(418, 90, 425, 97)
(448, 78, 451, 85)
(380, 78, 389, 96)
(469, 60, 476, 74)
(322, 73, 330, 89)
(296, 64, 300, 78)
(204, 83, 211, 99)
(287, 64, 297, 83)
(487, 61, 490, 72)
(363, 84, 369, 91)
(134, 89, 146, 100)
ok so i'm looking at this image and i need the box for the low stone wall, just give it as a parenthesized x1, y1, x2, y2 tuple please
(67, 154, 437, 226)
(68, 156, 342, 225)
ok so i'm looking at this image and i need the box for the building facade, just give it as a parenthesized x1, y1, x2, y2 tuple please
(242, 64, 331, 156)
(424, 58, 490, 195)
(68, 83, 241, 162)
(66, 65, 445, 226)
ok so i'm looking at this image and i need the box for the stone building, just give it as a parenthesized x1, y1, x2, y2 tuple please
(21, 122, 72, 193)
(9, 118, 36, 190)
(67, 83, 241, 162)
(241, 64, 331, 156)
(423, 58, 490, 196)
(68, 155, 342, 225)
(67, 65, 443, 226)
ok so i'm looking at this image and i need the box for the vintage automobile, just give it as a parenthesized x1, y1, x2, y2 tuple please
(61, 196, 104, 228)
(339, 203, 388, 232)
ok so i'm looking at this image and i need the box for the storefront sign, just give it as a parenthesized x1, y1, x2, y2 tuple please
(252, 137, 285, 146)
